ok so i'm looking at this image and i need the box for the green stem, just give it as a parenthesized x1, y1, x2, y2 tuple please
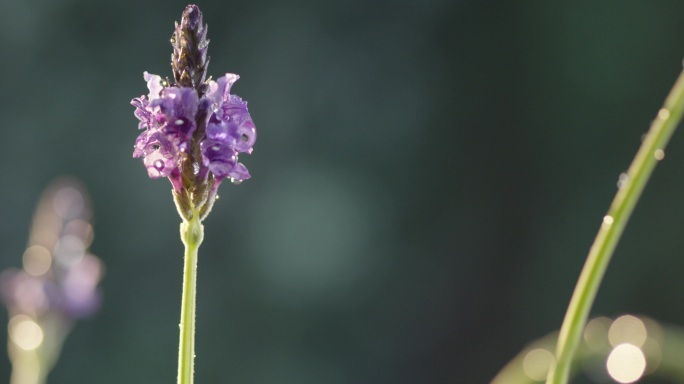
(178, 211, 204, 384)
(546, 68, 684, 384)
(9, 349, 47, 384)
(8, 313, 68, 384)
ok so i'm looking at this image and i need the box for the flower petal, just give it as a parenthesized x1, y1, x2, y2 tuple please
(200, 139, 237, 179)
(144, 72, 164, 100)
(227, 162, 251, 182)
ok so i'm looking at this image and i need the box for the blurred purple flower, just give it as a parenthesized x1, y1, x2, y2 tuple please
(0, 179, 103, 323)
(1, 255, 102, 320)
(0, 178, 103, 383)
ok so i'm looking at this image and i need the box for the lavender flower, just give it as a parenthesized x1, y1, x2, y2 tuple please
(132, 4, 256, 221)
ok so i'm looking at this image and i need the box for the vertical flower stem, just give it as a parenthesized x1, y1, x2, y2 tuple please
(546, 68, 684, 384)
(9, 350, 46, 384)
(178, 211, 204, 384)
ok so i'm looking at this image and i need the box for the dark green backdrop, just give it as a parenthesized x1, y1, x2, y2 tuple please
(2, 0, 684, 383)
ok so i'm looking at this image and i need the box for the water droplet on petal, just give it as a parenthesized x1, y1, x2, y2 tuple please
(175, 119, 184, 125)
(154, 159, 165, 170)
(617, 173, 629, 189)
(230, 178, 242, 185)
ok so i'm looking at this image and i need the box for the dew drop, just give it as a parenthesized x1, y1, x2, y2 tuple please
(658, 108, 670, 120)
(603, 215, 614, 226)
(617, 173, 629, 189)
(154, 159, 165, 170)
(231, 178, 242, 185)
(175, 119, 184, 125)
(654, 149, 665, 161)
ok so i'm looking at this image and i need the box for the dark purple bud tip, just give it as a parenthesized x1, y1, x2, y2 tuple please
(171, 4, 210, 91)
(182, 5, 202, 31)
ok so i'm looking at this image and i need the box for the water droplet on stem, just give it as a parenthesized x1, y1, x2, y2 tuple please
(617, 173, 629, 189)
(658, 108, 670, 120)
(654, 149, 665, 160)
(603, 215, 614, 227)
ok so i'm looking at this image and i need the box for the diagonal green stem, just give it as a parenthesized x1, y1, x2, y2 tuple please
(546, 68, 684, 384)
(178, 211, 204, 384)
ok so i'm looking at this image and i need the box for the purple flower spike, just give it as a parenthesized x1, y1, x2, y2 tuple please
(131, 4, 256, 221)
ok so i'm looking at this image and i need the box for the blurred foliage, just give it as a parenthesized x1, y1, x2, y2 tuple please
(2, 0, 684, 383)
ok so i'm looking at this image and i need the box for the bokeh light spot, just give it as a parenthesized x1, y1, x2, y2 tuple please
(53, 235, 86, 267)
(522, 348, 554, 381)
(53, 186, 85, 220)
(22, 245, 51, 276)
(63, 219, 94, 248)
(584, 316, 612, 351)
(8, 315, 44, 351)
(642, 337, 662, 374)
(606, 343, 646, 383)
(609, 315, 647, 347)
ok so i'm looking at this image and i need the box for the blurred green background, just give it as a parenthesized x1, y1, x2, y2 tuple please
(2, 0, 684, 383)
